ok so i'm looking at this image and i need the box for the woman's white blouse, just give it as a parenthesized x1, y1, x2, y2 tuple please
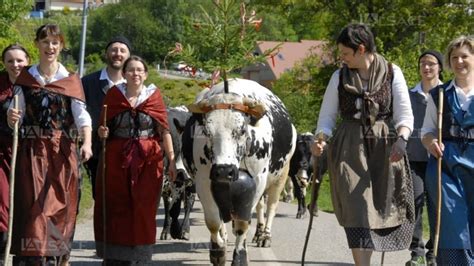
(116, 83, 158, 107)
(10, 64, 92, 128)
(421, 80, 474, 137)
(315, 64, 413, 137)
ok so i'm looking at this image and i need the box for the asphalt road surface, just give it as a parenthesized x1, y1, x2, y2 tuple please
(70, 199, 411, 265)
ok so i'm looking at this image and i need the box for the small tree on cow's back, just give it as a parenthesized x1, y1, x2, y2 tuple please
(171, 0, 279, 90)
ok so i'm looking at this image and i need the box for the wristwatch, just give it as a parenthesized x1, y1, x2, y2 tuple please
(398, 135, 409, 142)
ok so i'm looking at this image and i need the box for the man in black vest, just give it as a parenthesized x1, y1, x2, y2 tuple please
(82, 36, 131, 198)
(406, 50, 443, 266)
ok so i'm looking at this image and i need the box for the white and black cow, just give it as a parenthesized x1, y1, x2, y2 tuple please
(288, 132, 328, 218)
(160, 106, 196, 241)
(183, 78, 296, 266)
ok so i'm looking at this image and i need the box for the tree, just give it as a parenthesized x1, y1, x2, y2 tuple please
(81, 0, 193, 66)
(0, 0, 33, 38)
(272, 52, 336, 132)
(175, 0, 279, 86)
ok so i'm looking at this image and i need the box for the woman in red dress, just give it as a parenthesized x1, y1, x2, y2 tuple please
(7, 24, 92, 265)
(0, 44, 30, 263)
(95, 55, 176, 264)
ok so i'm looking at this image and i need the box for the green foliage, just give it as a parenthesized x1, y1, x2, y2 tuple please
(176, 0, 279, 80)
(146, 71, 203, 106)
(84, 53, 105, 74)
(83, 0, 191, 65)
(78, 166, 93, 221)
(0, 0, 34, 38)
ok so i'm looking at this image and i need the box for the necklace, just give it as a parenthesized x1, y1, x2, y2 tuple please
(38, 65, 58, 82)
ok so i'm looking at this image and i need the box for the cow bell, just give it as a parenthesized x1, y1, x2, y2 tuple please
(210, 168, 256, 223)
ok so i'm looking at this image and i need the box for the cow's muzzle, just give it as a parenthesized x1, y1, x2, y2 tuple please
(210, 164, 256, 223)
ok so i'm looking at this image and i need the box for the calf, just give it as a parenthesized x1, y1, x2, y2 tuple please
(183, 78, 296, 265)
(160, 106, 196, 241)
(288, 133, 314, 218)
(287, 132, 329, 218)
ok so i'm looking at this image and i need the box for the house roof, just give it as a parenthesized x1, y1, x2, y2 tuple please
(255, 40, 329, 79)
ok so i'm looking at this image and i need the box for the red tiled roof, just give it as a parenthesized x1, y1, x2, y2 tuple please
(256, 40, 329, 79)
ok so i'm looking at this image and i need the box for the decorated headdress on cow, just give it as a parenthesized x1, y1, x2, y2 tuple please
(188, 91, 266, 120)
(167, 1, 280, 92)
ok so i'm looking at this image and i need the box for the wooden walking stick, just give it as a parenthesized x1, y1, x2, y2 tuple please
(301, 134, 324, 265)
(101, 104, 108, 264)
(301, 155, 320, 265)
(3, 96, 19, 266)
(433, 88, 444, 257)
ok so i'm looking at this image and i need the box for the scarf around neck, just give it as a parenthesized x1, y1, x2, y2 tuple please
(340, 53, 389, 127)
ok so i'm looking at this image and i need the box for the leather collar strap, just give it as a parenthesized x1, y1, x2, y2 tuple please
(201, 103, 262, 118)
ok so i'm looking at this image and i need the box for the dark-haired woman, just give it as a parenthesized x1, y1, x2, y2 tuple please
(311, 23, 414, 265)
(7, 24, 92, 265)
(0, 44, 29, 262)
(94, 55, 176, 264)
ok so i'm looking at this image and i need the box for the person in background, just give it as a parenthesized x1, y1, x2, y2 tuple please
(311, 23, 414, 265)
(405, 50, 443, 266)
(7, 23, 92, 266)
(82, 35, 131, 198)
(94, 55, 176, 265)
(421, 35, 474, 265)
(0, 44, 29, 265)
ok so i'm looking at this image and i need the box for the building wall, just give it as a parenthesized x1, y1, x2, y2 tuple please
(35, 0, 119, 10)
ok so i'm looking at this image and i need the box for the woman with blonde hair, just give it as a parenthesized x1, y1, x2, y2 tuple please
(422, 35, 474, 265)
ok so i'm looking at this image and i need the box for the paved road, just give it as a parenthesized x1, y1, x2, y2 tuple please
(70, 199, 411, 265)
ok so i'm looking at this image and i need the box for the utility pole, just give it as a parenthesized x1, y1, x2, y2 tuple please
(78, 0, 88, 77)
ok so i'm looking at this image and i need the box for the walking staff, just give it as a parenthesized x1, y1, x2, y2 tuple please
(433, 88, 443, 257)
(3, 96, 18, 266)
(302, 134, 324, 265)
(101, 104, 108, 264)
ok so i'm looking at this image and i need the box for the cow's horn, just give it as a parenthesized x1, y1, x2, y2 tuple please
(243, 97, 266, 119)
(187, 99, 209, 114)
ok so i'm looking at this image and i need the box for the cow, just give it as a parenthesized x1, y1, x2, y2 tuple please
(288, 133, 328, 218)
(182, 78, 296, 266)
(160, 106, 196, 241)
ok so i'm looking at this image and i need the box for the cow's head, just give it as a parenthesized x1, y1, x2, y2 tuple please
(188, 93, 266, 178)
(293, 133, 315, 187)
(188, 93, 266, 221)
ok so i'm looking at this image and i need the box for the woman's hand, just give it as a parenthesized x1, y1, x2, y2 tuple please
(7, 108, 22, 128)
(390, 137, 407, 162)
(80, 143, 93, 162)
(311, 140, 326, 157)
(168, 160, 177, 182)
(98, 126, 109, 139)
(427, 139, 444, 159)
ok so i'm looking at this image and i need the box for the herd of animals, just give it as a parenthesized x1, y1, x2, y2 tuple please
(159, 78, 328, 265)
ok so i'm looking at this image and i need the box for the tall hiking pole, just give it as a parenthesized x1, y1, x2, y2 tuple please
(3, 95, 19, 266)
(433, 88, 444, 257)
(101, 105, 108, 264)
(301, 135, 324, 265)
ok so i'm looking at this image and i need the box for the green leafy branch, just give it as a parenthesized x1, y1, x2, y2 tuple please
(171, 0, 280, 82)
